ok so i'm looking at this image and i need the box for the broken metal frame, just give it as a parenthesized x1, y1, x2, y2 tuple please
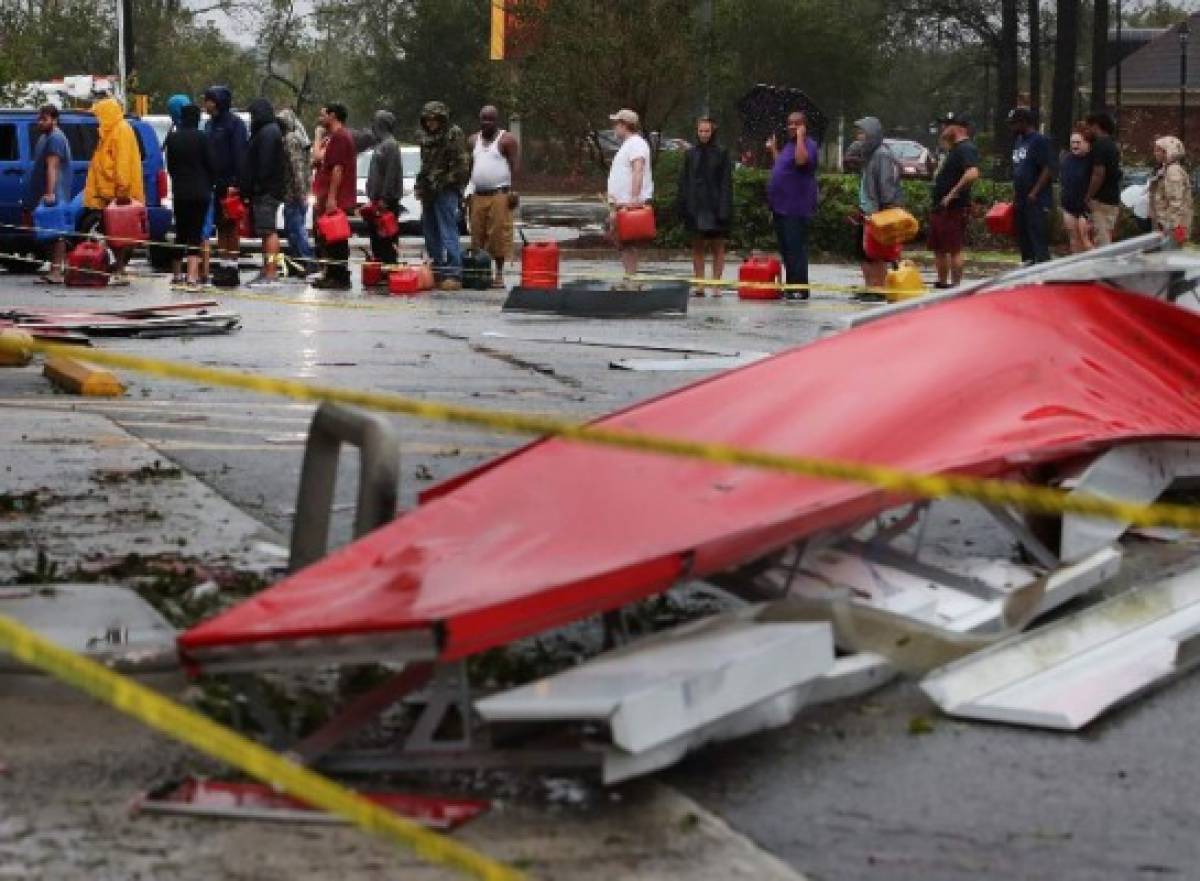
(213, 421, 1200, 779)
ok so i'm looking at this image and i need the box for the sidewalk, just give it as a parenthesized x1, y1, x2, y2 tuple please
(0, 403, 806, 881)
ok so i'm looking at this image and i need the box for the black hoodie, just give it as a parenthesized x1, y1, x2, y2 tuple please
(165, 104, 215, 203)
(240, 98, 286, 201)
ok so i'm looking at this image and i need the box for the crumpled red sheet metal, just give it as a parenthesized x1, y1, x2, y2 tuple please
(180, 286, 1200, 665)
(134, 776, 488, 830)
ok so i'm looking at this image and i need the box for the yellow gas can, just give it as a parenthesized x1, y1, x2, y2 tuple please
(868, 208, 920, 245)
(884, 260, 926, 302)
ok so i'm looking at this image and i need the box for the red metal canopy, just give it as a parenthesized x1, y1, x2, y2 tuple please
(180, 286, 1200, 666)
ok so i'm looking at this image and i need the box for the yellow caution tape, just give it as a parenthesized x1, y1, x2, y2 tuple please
(0, 217, 888, 295)
(5, 336, 1200, 531)
(0, 614, 526, 881)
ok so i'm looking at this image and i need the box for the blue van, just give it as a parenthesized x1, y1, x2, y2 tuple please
(0, 108, 172, 272)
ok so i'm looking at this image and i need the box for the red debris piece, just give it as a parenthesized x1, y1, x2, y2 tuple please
(135, 777, 488, 831)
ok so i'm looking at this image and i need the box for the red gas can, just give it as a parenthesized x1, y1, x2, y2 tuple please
(317, 209, 352, 244)
(388, 267, 422, 296)
(614, 206, 657, 244)
(222, 189, 247, 223)
(102, 200, 148, 249)
(520, 240, 559, 289)
(65, 240, 112, 287)
(862, 226, 902, 262)
(362, 261, 385, 287)
(985, 202, 1016, 237)
(737, 254, 783, 300)
(375, 210, 400, 240)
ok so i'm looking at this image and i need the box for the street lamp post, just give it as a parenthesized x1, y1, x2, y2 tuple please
(1115, 0, 1122, 125)
(1180, 20, 1189, 141)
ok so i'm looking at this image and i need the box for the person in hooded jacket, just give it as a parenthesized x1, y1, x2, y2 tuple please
(240, 98, 286, 286)
(851, 116, 903, 288)
(676, 116, 733, 296)
(276, 108, 314, 270)
(364, 110, 404, 267)
(203, 86, 249, 272)
(164, 93, 195, 283)
(416, 101, 470, 290)
(1149, 135, 1193, 244)
(165, 104, 213, 289)
(83, 97, 144, 285)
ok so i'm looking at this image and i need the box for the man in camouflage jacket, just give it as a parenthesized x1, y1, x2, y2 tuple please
(416, 101, 469, 289)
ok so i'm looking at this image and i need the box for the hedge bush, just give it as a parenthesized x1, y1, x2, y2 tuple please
(651, 150, 1147, 258)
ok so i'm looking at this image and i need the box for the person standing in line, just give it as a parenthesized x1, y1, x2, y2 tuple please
(1083, 112, 1122, 246)
(1058, 127, 1094, 253)
(311, 103, 356, 290)
(606, 108, 654, 277)
(851, 116, 902, 289)
(928, 112, 979, 288)
(164, 93, 194, 284)
(364, 110, 405, 268)
(27, 104, 72, 285)
(468, 105, 521, 288)
(276, 108, 314, 273)
(1148, 135, 1193, 244)
(164, 103, 213, 289)
(1009, 107, 1055, 264)
(240, 98, 286, 287)
(677, 116, 732, 296)
(765, 112, 817, 300)
(82, 96, 143, 285)
(202, 86, 249, 276)
(416, 101, 470, 290)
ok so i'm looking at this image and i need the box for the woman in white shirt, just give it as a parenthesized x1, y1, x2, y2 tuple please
(606, 108, 654, 275)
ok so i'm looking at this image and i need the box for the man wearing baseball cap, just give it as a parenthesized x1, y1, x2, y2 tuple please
(929, 111, 979, 288)
(606, 108, 654, 275)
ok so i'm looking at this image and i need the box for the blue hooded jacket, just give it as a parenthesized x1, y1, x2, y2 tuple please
(166, 94, 189, 127)
(202, 85, 248, 193)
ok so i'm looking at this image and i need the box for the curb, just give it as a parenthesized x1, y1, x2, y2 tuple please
(43, 355, 125, 396)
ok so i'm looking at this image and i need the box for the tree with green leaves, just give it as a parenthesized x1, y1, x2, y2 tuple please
(513, 0, 702, 169)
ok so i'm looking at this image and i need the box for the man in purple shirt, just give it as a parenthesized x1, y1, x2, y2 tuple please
(767, 112, 819, 300)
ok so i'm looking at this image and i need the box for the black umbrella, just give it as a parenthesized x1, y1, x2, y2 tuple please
(736, 84, 828, 168)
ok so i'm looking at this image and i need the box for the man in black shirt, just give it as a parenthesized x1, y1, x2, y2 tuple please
(929, 111, 980, 288)
(1084, 112, 1122, 246)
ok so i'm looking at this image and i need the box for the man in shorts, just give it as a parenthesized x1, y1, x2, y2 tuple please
(240, 98, 286, 287)
(1084, 112, 1122, 246)
(468, 105, 520, 287)
(928, 112, 979, 288)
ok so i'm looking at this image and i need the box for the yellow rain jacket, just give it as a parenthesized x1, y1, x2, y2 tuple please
(83, 98, 144, 209)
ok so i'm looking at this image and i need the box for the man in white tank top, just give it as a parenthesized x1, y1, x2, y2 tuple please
(468, 106, 520, 287)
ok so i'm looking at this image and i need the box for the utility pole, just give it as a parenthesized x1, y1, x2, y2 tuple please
(1115, 0, 1122, 126)
(116, 0, 135, 102)
(699, 0, 713, 117)
(1180, 19, 1190, 140)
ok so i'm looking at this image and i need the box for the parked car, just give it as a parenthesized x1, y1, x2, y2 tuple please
(353, 144, 425, 233)
(586, 129, 690, 164)
(842, 138, 935, 178)
(0, 108, 171, 273)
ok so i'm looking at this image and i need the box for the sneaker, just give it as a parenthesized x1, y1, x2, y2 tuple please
(311, 276, 352, 291)
(245, 273, 281, 289)
(933, 281, 953, 290)
(438, 278, 463, 291)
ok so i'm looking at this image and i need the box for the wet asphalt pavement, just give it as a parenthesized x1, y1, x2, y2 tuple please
(4, 237, 1200, 881)
(0, 241, 867, 546)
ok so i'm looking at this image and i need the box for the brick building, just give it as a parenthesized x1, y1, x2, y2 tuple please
(1106, 14, 1200, 160)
